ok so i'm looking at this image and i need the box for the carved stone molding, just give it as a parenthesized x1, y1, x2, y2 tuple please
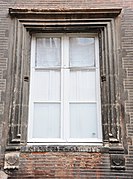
(110, 154, 125, 170)
(109, 147, 125, 170)
(21, 145, 109, 153)
(4, 152, 20, 170)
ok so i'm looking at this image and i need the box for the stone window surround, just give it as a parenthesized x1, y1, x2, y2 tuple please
(3, 7, 126, 170)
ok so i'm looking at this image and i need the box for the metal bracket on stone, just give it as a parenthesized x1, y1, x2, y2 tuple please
(4, 152, 20, 170)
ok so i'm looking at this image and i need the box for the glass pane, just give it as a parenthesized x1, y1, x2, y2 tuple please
(32, 70, 60, 101)
(69, 71, 96, 101)
(70, 103, 97, 138)
(70, 38, 95, 67)
(32, 103, 60, 138)
(36, 37, 61, 67)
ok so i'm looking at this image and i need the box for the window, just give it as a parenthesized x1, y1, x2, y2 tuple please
(6, 7, 126, 170)
(28, 34, 102, 143)
(7, 8, 124, 155)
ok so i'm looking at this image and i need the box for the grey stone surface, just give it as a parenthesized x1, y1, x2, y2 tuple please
(0, 171, 8, 179)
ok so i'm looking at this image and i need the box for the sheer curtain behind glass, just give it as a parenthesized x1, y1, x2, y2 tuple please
(32, 37, 61, 139)
(69, 37, 98, 139)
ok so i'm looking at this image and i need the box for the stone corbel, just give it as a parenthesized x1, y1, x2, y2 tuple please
(4, 152, 20, 170)
(109, 148, 125, 170)
(110, 154, 125, 169)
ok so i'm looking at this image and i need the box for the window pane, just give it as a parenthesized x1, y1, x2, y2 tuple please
(70, 103, 97, 138)
(70, 38, 95, 67)
(69, 71, 96, 101)
(32, 103, 60, 138)
(36, 37, 61, 67)
(32, 70, 60, 101)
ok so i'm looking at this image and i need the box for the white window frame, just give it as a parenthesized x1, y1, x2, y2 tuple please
(27, 33, 102, 144)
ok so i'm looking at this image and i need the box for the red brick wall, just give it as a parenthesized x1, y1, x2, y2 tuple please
(7, 152, 132, 178)
(17, 152, 103, 178)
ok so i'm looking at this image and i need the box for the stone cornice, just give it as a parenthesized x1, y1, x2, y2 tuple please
(9, 8, 122, 18)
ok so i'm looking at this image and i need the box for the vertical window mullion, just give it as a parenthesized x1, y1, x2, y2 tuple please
(62, 35, 70, 141)
(60, 36, 64, 141)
